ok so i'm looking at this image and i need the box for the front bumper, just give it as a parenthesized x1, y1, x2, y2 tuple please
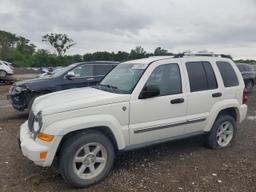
(18, 121, 61, 167)
(7, 89, 28, 111)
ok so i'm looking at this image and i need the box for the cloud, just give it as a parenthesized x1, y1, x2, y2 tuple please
(0, 0, 256, 59)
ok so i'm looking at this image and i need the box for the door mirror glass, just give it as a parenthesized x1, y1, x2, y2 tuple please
(139, 85, 160, 99)
(65, 71, 75, 80)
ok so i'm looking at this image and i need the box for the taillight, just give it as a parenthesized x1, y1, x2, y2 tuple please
(243, 88, 248, 104)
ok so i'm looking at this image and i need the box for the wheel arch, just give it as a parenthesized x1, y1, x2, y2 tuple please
(216, 107, 238, 121)
(43, 114, 128, 165)
(55, 126, 119, 158)
(204, 100, 240, 132)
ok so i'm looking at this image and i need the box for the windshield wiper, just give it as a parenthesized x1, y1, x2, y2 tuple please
(97, 84, 118, 92)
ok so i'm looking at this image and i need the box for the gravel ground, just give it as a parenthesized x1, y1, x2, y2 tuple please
(0, 83, 256, 192)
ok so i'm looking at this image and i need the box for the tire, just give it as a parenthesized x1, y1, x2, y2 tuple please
(59, 131, 115, 188)
(0, 70, 7, 78)
(206, 114, 237, 149)
(245, 80, 254, 93)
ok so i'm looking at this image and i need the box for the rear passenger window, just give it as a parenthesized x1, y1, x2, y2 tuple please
(186, 62, 218, 92)
(216, 61, 239, 87)
(203, 62, 218, 89)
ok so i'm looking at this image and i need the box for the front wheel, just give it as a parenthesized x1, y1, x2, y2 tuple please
(59, 131, 115, 188)
(206, 115, 237, 149)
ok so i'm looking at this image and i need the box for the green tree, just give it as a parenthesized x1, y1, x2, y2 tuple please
(32, 49, 51, 67)
(42, 33, 75, 57)
(72, 54, 83, 63)
(114, 51, 129, 61)
(16, 36, 36, 55)
(154, 47, 168, 56)
(129, 46, 147, 59)
(0, 30, 17, 60)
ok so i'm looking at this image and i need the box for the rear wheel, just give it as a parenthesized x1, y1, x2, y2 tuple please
(0, 70, 7, 78)
(206, 115, 237, 149)
(59, 131, 115, 188)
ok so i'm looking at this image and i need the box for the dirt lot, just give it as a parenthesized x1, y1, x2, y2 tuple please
(0, 82, 256, 192)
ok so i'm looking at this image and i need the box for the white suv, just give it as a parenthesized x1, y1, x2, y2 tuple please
(18, 54, 248, 187)
(0, 60, 14, 78)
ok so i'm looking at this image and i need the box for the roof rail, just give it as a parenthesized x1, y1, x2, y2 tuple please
(173, 51, 233, 60)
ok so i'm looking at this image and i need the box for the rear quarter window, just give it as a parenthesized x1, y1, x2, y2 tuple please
(216, 61, 239, 87)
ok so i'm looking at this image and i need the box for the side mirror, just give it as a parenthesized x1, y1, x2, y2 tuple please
(139, 85, 160, 99)
(65, 72, 75, 80)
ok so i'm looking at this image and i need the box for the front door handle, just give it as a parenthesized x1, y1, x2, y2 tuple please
(170, 98, 184, 104)
(212, 92, 222, 97)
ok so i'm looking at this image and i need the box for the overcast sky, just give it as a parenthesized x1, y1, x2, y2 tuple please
(0, 0, 256, 59)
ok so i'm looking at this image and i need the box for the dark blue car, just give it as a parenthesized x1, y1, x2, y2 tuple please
(8, 61, 119, 111)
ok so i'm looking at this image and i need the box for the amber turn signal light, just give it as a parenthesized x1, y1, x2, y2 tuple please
(37, 132, 54, 142)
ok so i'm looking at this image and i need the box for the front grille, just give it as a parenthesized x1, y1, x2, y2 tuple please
(28, 111, 35, 133)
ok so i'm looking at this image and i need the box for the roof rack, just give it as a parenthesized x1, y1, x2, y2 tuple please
(173, 51, 233, 60)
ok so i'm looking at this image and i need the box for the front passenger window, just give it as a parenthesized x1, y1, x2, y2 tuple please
(69, 64, 94, 78)
(145, 64, 182, 96)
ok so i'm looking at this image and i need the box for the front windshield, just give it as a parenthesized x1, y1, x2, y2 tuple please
(41, 64, 76, 78)
(50, 67, 69, 77)
(98, 63, 147, 94)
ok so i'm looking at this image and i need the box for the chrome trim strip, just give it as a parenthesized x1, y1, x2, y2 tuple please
(125, 131, 205, 151)
(134, 118, 206, 134)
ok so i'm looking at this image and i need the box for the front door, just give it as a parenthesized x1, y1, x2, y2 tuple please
(129, 62, 187, 145)
(61, 64, 96, 90)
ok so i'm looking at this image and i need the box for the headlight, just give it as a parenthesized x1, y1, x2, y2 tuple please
(33, 111, 43, 133)
(14, 86, 27, 93)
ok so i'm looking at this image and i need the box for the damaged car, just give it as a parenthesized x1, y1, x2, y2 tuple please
(8, 61, 119, 111)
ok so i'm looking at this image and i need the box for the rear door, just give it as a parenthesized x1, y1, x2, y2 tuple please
(184, 60, 221, 134)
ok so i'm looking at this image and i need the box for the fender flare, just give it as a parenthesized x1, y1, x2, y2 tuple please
(204, 99, 240, 132)
(44, 114, 127, 150)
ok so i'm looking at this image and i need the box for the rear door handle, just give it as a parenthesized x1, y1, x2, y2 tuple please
(212, 92, 222, 97)
(170, 98, 184, 104)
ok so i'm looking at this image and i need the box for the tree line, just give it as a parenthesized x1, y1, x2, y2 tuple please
(0, 30, 255, 67)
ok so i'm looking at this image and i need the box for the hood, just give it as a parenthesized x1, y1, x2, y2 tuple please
(14, 77, 56, 91)
(33, 87, 130, 115)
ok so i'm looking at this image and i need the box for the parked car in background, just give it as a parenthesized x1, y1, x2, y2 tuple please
(8, 61, 119, 111)
(18, 53, 247, 187)
(237, 63, 256, 92)
(0, 60, 14, 78)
